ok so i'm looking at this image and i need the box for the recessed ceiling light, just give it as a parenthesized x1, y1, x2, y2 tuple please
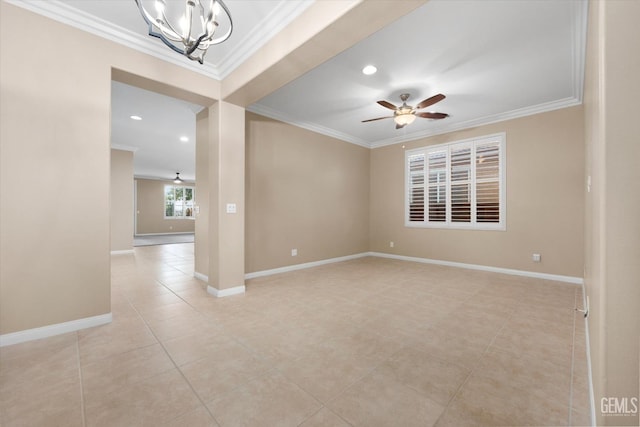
(130, 115, 142, 121)
(362, 65, 377, 75)
(179, 136, 189, 142)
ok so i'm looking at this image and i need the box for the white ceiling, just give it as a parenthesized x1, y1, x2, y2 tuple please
(111, 81, 203, 182)
(10, 0, 588, 179)
(250, 0, 587, 147)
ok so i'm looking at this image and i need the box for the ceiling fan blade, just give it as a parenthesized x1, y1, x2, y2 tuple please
(362, 116, 394, 122)
(417, 112, 449, 119)
(377, 100, 398, 111)
(395, 123, 407, 130)
(415, 94, 446, 110)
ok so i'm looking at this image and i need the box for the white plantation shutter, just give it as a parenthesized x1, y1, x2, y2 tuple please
(405, 134, 505, 230)
(475, 141, 501, 223)
(408, 154, 425, 221)
(427, 151, 447, 222)
(450, 145, 471, 223)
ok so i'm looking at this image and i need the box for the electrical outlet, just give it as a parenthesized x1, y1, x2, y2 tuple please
(532, 253, 541, 262)
(291, 249, 297, 257)
(390, 241, 394, 248)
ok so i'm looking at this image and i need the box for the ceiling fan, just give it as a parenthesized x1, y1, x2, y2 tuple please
(362, 93, 448, 129)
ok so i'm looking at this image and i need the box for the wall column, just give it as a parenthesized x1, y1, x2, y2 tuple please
(206, 101, 245, 296)
(110, 149, 134, 253)
(194, 110, 210, 281)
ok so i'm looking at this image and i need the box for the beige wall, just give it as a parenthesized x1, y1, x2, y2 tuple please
(209, 102, 246, 291)
(1, 0, 402, 334)
(135, 178, 195, 235)
(110, 149, 134, 251)
(0, 2, 218, 335)
(584, 1, 640, 425)
(245, 113, 370, 273)
(370, 106, 585, 277)
(194, 109, 210, 279)
(1, 4, 110, 333)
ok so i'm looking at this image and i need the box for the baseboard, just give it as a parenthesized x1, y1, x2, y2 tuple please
(194, 272, 209, 282)
(207, 285, 245, 298)
(368, 252, 584, 285)
(581, 282, 596, 426)
(134, 232, 194, 236)
(0, 313, 112, 347)
(244, 251, 583, 285)
(245, 253, 370, 279)
(110, 249, 134, 255)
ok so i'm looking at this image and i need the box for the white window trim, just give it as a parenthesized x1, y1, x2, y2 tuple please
(164, 185, 196, 220)
(404, 132, 506, 231)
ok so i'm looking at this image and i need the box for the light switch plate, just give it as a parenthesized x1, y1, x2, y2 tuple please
(226, 203, 237, 214)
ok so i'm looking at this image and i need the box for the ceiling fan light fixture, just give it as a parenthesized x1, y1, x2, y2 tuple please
(363, 93, 447, 128)
(173, 172, 183, 184)
(394, 113, 416, 126)
(135, 0, 233, 64)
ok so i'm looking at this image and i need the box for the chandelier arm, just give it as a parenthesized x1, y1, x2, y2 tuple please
(182, 0, 195, 43)
(199, 0, 233, 46)
(185, 32, 209, 56)
(135, 0, 184, 43)
(186, 52, 205, 64)
(201, 1, 216, 39)
(158, 8, 186, 42)
(134, 0, 232, 63)
(198, 23, 231, 47)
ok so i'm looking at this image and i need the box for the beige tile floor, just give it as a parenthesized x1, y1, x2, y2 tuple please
(0, 243, 592, 426)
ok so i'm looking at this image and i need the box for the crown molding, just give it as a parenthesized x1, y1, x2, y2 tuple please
(369, 97, 582, 148)
(249, 0, 588, 150)
(571, 0, 589, 104)
(7, 0, 588, 152)
(216, 0, 314, 79)
(251, 95, 582, 150)
(5, 0, 314, 81)
(247, 104, 371, 148)
(5, 0, 221, 79)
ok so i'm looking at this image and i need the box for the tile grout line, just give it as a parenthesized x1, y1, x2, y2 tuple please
(431, 304, 515, 426)
(129, 271, 309, 425)
(109, 249, 581, 426)
(123, 287, 223, 427)
(295, 405, 355, 427)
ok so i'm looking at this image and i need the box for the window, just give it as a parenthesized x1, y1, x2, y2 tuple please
(406, 133, 505, 230)
(164, 185, 195, 219)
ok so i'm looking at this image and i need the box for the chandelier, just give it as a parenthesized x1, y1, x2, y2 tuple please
(135, 0, 233, 64)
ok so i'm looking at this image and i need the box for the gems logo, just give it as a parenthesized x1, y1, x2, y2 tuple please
(601, 397, 639, 416)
